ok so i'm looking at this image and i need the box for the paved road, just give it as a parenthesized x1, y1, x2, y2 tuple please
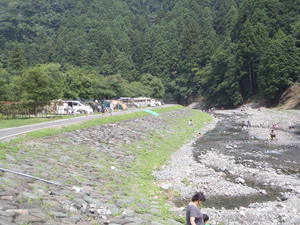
(0, 106, 171, 141)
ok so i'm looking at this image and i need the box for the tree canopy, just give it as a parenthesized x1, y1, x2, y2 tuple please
(0, 0, 299, 107)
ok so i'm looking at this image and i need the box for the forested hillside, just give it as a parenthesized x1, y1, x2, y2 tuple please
(0, 0, 299, 107)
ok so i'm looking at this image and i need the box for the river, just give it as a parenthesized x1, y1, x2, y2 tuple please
(191, 112, 300, 209)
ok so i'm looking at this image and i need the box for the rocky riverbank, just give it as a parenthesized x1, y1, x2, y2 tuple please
(156, 108, 300, 225)
(0, 107, 211, 225)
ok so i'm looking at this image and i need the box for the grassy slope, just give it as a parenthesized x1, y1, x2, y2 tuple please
(0, 106, 212, 224)
(102, 109, 212, 223)
(0, 106, 183, 159)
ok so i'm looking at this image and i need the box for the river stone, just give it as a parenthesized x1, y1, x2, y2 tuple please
(74, 198, 87, 207)
(76, 222, 94, 225)
(83, 195, 100, 204)
(292, 218, 300, 225)
(6, 209, 29, 215)
(109, 218, 134, 224)
(22, 192, 39, 200)
(14, 214, 45, 224)
(160, 183, 171, 190)
(70, 215, 81, 223)
(60, 155, 71, 162)
(51, 211, 68, 218)
(0, 217, 14, 225)
(167, 219, 183, 225)
(150, 221, 164, 225)
(259, 189, 267, 195)
(0, 210, 15, 218)
(280, 192, 289, 201)
(0, 196, 14, 201)
(122, 209, 135, 217)
(0, 202, 17, 210)
(235, 177, 245, 184)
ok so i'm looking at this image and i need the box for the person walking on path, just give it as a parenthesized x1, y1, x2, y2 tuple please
(186, 192, 206, 225)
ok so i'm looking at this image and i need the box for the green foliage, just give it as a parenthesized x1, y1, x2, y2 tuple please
(0, 68, 11, 101)
(258, 30, 300, 101)
(0, 0, 298, 107)
(196, 41, 243, 108)
(18, 63, 64, 111)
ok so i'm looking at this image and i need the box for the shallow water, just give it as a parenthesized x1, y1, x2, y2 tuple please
(190, 113, 300, 209)
(195, 114, 300, 174)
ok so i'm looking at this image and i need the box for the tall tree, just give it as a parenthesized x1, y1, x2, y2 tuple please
(18, 63, 64, 112)
(258, 30, 300, 102)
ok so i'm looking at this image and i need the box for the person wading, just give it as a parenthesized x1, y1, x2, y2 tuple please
(186, 192, 206, 225)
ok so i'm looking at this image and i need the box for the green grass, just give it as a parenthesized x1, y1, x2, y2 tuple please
(0, 105, 212, 224)
(26, 105, 183, 139)
(103, 109, 212, 223)
(0, 114, 85, 129)
(0, 105, 183, 159)
(0, 106, 183, 130)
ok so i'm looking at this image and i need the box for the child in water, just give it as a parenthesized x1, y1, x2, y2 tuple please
(203, 214, 210, 225)
(270, 129, 276, 141)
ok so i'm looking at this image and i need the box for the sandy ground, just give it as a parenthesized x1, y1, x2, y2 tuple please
(156, 107, 300, 225)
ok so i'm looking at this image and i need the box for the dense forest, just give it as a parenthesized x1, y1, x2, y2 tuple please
(0, 0, 299, 107)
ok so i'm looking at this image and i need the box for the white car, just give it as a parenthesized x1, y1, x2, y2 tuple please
(64, 101, 93, 114)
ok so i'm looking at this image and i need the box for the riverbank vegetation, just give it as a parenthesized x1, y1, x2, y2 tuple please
(0, 106, 212, 224)
(0, 0, 299, 107)
(0, 105, 183, 159)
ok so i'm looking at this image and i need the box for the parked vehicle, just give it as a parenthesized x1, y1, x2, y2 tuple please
(133, 97, 152, 107)
(64, 101, 93, 114)
(118, 97, 139, 108)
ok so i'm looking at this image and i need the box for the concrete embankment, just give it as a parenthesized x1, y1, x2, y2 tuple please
(0, 106, 212, 225)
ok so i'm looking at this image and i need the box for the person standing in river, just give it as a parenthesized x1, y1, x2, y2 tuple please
(186, 192, 206, 225)
(270, 129, 276, 141)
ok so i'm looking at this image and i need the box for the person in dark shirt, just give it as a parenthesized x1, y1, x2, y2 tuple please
(270, 129, 276, 141)
(186, 192, 206, 225)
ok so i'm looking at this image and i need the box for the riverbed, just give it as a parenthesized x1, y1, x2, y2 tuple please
(156, 109, 300, 225)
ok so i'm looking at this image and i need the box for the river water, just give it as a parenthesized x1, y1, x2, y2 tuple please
(191, 113, 300, 209)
